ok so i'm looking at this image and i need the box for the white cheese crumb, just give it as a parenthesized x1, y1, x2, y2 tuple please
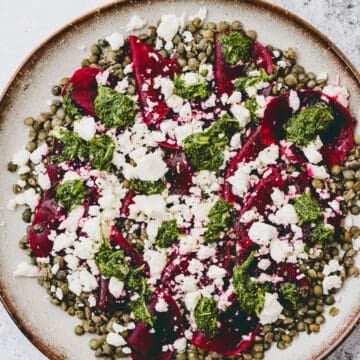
(323, 84, 349, 108)
(230, 103, 251, 127)
(106, 332, 126, 347)
(270, 239, 291, 263)
(88, 295, 97, 307)
(302, 136, 323, 164)
(258, 292, 283, 324)
(197, 245, 216, 260)
(143, 249, 167, 279)
(29, 143, 48, 164)
(174, 337, 187, 352)
(308, 164, 329, 179)
(258, 258, 271, 271)
(323, 259, 343, 276)
(38, 172, 51, 190)
(157, 14, 183, 43)
(248, 222, 278, 246)
(184, 291, 201, 312)
(288, 90, 300, 112)
(105, 32, 124, 51)
(13, 262, 39, 277)
(257, 144, 279, 167)
(126, 15, 147, 32)
(188, 259, 204, 274)
(323, 275, 342, 295)
(353, 237, 360, 251)
(155, 297, 169, 312)
(207, 265, 227, 280)
(109, 277, 125, 298)
(269, 204, 298, 225)
(129, 194, 167, 221)
(74, 117, 96, 141)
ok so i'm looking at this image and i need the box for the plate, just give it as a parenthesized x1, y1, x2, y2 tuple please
(0, 1, 359, 359)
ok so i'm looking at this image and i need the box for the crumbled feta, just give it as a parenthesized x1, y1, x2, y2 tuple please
(270, 239, 291, 263)
(173, 337, 187, 352)
(207, 265, 226, 280)
(269, 204, 298, 225)
(126, 15, 147, 32)
(288, 90, 300, 112)
(188, 259, 204, 274)
(228, 91, 242, 105)
(88, 295, 97, 307)
(197, 245, 216, 260)
(13, 262, 39, 277)
(230, 103, 251, 127)
(257, 258, 271, 271)
(106, 332, 126, 347)
(155, 297, 169, 312)
(323, 259, 343, 276)
(74, 117, 96, 141)
(105, 32, 124, 50)
(29, 143, 48, 164)
(257, 144, 279, 167)
(302, 136, 323, 164)
(353, 236, 360, 251)
(240, 209, 258, 224)
(323, 84, 349, 108)
(182, 31, 193, 43)
(157, 14, 184, 43)
(67, 269, 98, 296)
(323, 275, 342, 295)
(184, 291, 201, 312)
(109, 277, 125, 298)
(129, 194, 167, 220)
(248, 222, 278, 246)
(258, 292, 283, 324)
(38, 172, 51, 190)
(115, 78, 129, 93)
(271, 188, 286, 207)
(227, 163, 253, 197)
(59, 206, 85, 232)
(143, 249, 167, 279)
(308, 164, 329, 179)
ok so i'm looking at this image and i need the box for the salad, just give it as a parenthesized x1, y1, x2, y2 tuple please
(7, 7, 360, 360)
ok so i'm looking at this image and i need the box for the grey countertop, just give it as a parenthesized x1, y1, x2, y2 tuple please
(0, 0, 359, 359)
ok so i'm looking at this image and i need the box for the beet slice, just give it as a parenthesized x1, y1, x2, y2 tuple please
(97, 277, 115, 312)
(252, 42, 274, 75)
(223, 127, 265, 202)
(214, 32, 274, 96)
(46, 164, 64, 188)
(157, 141, 183, 151)
(129, 36, 180, 126)
(28, 191, 61, 257)
(164, 150, 193, 196)
(110, 225, 145, 268)
(120, 189, 135, 217)
(261, 90, 355, 166)
(192, 303, 258, 356)
(62, 67, 104, 117)
(128, 288, 183, 359)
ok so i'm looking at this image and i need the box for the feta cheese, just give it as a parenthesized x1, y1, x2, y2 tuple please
(143, 249, 167, 279)
(240, 209, 258, 224)
(308, 164, 329, 179)
(227, 163, 253, 197)
(230, 103, 251, 127)
(248, 222, 278, 246)
(109, 277, 125, 298)
(13, 262, 39, 277)
(323, 259, 343, 276)
(106, 332, 126, 347)
(173, 337, 187, 352)
(207, 265, 226, 280)
(288, 90, 300, 112)
(88, 295, 97, 307)
(155, 297, 169, 312)
(269, 204, 298, 225)
(302, 136, 323, 164)
(124, 150, 168, 181)
(129, 194, 166, 220)
(182, 31, 193, 43)
(74, 117, 96, 141)
(256, 144, 279, 167)
(197, 245, 216, 260)
(270, 239, 291, 263)
(184, 291, 201, 312)
(258, 258, 271, 271)
(323, 84, 349, 108)
(59, 206, 85, 232)
(258, 292, 283, 324)
(157, 14, 184, 43)
(271, 188, 286, 207)
(188, 259, 204, 274)
(37, 172, 51, 190)
(353, 236, 360, 251)
(323, 275, 342, 295)
(126, 15, 147, 31)
(105, 32, 124, 50)
(29, 143, 48, 164)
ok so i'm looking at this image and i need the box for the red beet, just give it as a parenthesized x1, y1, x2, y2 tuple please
(129, 36, 180, 126)
(120, 190, 135, 217)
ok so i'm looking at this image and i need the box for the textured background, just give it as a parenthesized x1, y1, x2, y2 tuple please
(0, 0, 359, 359)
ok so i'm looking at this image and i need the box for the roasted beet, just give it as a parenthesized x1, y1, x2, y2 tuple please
(252, 42, 274, 75)
(120, 190, 135, 217)
(261, 90, 355, 166)
(164, 150, 193, 196)
(129, 36, 180, 126)
(128, 289, 183, 359)
(223, 127, 265, 202)
(62, 67, 104, 117)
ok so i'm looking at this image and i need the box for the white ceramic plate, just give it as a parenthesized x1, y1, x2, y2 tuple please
(0, 1, 359, 359)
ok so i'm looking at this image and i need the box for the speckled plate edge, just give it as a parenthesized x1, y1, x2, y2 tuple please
(0, 1, 359, 359)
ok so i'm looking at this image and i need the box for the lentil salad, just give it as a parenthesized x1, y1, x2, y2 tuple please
(6, 6, 355, 358)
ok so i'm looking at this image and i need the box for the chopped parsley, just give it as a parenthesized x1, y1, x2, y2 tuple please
(155, 219, 180, 248)
(194, 296, 220, 337)
(245, 97, 261, 125)
(63, 86, 82, 118)
(129, 179, 166, 195)
(52, 128, 87, 163)
(294, 193, 322, 225)
(285, 103, 334, 146)
(311, 222, 334, 244)
(173, 74, 211, 100)
(95, 86, 136, 128)
(55, 179, 89, 211)
(88, 134, 115, 171)
(219, 31, 253, 65)
(183, 114, 240, 171)
(232, 252, 267, 315)
(234, 68, 275, 93)
(204, 199, 237, 244)
(130, 296, 155, 327)
(279, 282, 302, 305)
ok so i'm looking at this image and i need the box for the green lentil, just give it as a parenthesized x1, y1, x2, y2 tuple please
(74, 325, 85, 336)
(324, 295, 335, 305)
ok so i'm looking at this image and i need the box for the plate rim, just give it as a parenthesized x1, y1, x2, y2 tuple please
(0, 0, 359, 359)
